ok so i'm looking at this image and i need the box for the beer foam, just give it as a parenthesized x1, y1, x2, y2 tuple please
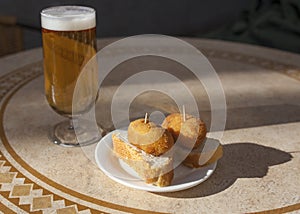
(41, 6, 96, 31)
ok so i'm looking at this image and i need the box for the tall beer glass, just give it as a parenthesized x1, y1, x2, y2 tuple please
(41, 6, 99, 147)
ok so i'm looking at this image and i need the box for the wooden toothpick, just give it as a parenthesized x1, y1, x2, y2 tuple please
(182, 105, 186, 122)
(144, 112, 148, 123)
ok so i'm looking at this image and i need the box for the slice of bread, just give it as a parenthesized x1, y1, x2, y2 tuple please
(175, 138, 223, 168)
(112, 134, 174, 187)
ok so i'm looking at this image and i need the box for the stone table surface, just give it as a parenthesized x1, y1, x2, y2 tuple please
(0, 38, 299, 214)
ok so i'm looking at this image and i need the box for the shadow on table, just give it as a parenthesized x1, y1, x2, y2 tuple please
(157, 142, 292, 198)
(210, 104, 300, 131)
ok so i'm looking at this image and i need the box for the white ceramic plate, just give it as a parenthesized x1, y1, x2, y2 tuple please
(95, 129, 217, 193)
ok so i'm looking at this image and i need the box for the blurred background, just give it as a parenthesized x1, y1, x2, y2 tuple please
(0, 0, 299, 56)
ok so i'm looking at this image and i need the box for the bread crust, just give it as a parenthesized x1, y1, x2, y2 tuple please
(162, 113, 206, 149)
(128, 119, 174, 156)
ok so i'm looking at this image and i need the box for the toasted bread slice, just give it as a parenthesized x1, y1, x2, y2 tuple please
(112, 134, 174, 187)
(175, 138, 223, 168)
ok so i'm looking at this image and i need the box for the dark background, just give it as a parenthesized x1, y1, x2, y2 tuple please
(0, 0, 253, 50)
(0, 0, 299, 55)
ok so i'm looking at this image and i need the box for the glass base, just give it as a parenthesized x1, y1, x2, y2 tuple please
(49, 120, 103, 147)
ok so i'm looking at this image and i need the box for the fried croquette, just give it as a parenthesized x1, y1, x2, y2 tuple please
(162, 113, 206, 149)
(128, 118, 174, 156)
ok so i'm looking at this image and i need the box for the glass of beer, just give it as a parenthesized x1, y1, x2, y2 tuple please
(41, 6, 100, 147)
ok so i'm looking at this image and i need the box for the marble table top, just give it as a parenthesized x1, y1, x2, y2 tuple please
(0, 38, 299, 214)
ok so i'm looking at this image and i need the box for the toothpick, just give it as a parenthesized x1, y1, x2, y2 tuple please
(144, 112, 148, 123)
(182, 105, 186, 122)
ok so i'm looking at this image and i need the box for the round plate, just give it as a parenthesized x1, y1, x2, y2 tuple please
(95, 129, 217, 192)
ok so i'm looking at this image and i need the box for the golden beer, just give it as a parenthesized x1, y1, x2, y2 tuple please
(41, 6, 101, 146)
(41, 6, 97, 116)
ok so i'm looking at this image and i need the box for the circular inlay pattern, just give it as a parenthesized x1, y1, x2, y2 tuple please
(0, 41, 299, 213)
